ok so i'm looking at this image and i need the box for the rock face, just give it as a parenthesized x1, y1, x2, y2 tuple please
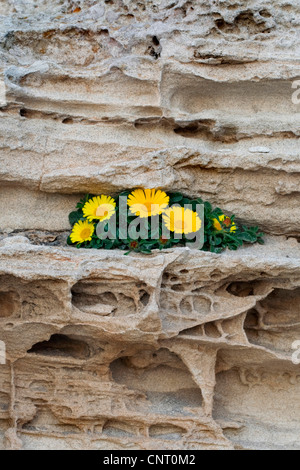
(0, 0, 299, 450)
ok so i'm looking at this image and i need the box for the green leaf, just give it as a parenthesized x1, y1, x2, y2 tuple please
(169, 193, 183, 203)
(140, 247, 152, 254)
(69, 210, 83, 226)
(204, 201, 212, 212)
(103, 240, 114, 249)
(67, 235, 73, 246)
(229, 244, 238, 251)
(182, 197, 192, 205)
(240, 232, 257, 243)
(119, 190, 131, 197)
(140, 242, 155, 251)
(214, 236, 222, 246)
(210, 246, 223, 254)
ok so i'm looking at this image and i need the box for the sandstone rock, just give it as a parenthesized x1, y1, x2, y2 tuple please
(0, 0, 300, 450)
(0, 239, 299, 449)
(0, 235, 30, 246)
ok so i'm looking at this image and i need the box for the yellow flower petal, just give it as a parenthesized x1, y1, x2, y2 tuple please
(213, 214, 237, 232)
(163, 206, 201, 234)
(70, 220, 95, 244)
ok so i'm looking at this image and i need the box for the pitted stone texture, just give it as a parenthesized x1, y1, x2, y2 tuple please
(0, 0, 300, 451)
(0, 239, 299, 449)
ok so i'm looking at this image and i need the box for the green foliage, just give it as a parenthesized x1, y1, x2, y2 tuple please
(68, 190, 264, 254)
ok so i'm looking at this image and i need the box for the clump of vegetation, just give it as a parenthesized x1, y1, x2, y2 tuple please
(68, 189, 264, 254)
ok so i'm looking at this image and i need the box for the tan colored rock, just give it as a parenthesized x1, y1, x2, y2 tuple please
(0, 0, 300, 450)
(0, 1, 299, 234)
(0, 238, 299, 449)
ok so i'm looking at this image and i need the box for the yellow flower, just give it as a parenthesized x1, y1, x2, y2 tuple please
(213, 214, 237, 232)
(163, 206, 201, 234)
(70, 220, 95, 244)
(127, 188, 169, 218)
(83, 195, 116, 222)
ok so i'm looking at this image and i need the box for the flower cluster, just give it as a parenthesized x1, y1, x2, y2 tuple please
(68, 189, 264, 254)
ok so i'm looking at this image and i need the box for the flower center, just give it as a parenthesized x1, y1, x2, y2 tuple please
(96, 206, 109, 218)
(130, 241, 138, 248)
(80, 228, 91, 239)
(224, 217, 232, 227)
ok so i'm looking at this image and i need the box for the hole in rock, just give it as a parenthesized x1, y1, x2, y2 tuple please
(118, 293, 136, 313)
(244, 309, 260, 329)
(27, 334, 90, 359)
(173, 120, 216, 139)
(100, 292, 117, 304)
(179, 325, 204, 337)
(193, 295, 211, 313)
(210, 270, 223, 281)
(102, 420, 136, 437)
(204, 322, 222, 338)
(0, 392, 9, 412)
(227, 282, 255, 297)
(72, 285, 118, 316)
(139, 290, 150, 306)
(170, 77, 292, 118)
(0, 292, 18, 317)
(62, 117, 74, 124)
(161, 273, 171, 284)
(215, 10, 273, 35)
(149, 424, 186, 440)
(152, 36, 160, 46)
(180, 269, 189, 275)
(71, 280, 146, 316)
(147, 35, 161, 59)
(213, 349, 300, 450)
(171, 284, 185, 292)
(110, 349, 203, 416)
(244, 288, 300, 353)
(215, 18, 228, 31)
(179, 322, 221, 339)
(180, 297, 193, 315)
(259, 9, 272, 18)
(22, 407, 80, 434)
(260, 288, 300, 326)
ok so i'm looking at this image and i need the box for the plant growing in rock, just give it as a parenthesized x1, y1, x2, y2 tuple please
(67, 189, 264, 254)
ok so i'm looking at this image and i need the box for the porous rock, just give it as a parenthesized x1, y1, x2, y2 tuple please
(0, 0, 300, 450)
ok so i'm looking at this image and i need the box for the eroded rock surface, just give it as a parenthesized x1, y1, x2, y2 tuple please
(0, 0, 300, 450)
(0, 238, 299, 450)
